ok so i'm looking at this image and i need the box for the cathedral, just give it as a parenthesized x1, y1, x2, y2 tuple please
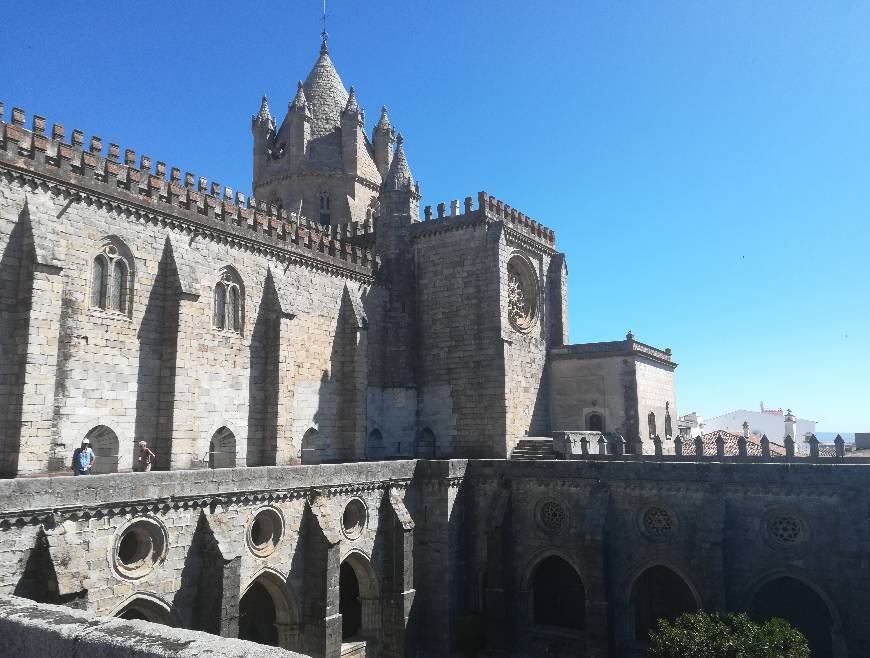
(0, 34, 863, 658)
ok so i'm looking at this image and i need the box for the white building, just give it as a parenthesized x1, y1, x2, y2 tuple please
(703, 403, 816, 455)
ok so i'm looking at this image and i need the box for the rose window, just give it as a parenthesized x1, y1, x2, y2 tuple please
(768, 514, 804, 544)
(539, 501, 565, 532)
(643, 507, 674, 538)
(507, 257, 538, 331)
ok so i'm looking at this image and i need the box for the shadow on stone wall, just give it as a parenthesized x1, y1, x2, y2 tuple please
(134, 237, 180, 470)
(14, 529, 86, 609)
(246, 268, 280, 467)
(0, 202, 34, 476)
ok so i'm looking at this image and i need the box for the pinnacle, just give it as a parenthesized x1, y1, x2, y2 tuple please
(344, 86, 360, 114)
(385, 132, 413, 190)
(290, 81, 308, 112)
(256, 95, 272, 122)
(376, 105, 392, 131)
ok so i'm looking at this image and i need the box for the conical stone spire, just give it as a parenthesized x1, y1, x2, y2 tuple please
(302, 43, 349, 138)
(384, 133, 413, 190)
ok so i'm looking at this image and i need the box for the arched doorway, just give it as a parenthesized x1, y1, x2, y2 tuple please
(366, 429, 385, 460)
(113, 595, 171, 625)
(340, 561, 362, 639)
(531, 555, 585, 630)
(85, 425, 119, 474)
(238, 572, 298, 650)
(416, 428, 436, 458)
(630, 565, 697, 641)
(209, 427, 236, 469)
(586, 413, 604, 432)
(301, 427, 320, 465)
(751, 577, 835, 658)
(340, 553, 379, 645)
(239, 581, 278, 646)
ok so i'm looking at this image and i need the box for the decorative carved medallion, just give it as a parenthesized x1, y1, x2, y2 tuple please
(640, 505, 677, 540)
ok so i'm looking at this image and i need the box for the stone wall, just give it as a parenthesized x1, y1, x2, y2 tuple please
(0, 593, 307, 657)
(1, 459, 868, 657)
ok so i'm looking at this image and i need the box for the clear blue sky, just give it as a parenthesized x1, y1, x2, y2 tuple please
(3, 1, 868, 430)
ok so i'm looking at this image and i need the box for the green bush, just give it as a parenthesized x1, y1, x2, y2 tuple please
(648, 611, 809, 658)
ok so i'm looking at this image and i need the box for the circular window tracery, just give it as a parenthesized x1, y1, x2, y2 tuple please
(642, 506, 675, 539)
(507, 256, 538, 332)
(539, 501, 566, 533)
(766, 513, 807, 546)
(341, 499, 368, 540)
(247, 507, 284, 558)
(113, 518, 167, 580)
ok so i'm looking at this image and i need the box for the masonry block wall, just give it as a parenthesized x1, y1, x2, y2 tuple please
(413, 216, 504, 458)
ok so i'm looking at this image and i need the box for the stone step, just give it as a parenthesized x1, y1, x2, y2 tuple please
(510, 438, 559, 460)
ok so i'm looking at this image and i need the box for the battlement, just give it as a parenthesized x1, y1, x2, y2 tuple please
(0, 102, 379, 276)
(417, 190, 556, 247)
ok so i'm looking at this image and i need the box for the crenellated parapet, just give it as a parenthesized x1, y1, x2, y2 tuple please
(414, 190, 556, 248)
(0, 102, 379, 278)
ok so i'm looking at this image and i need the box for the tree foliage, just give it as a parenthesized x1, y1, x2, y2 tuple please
(648, 611, 810, 658)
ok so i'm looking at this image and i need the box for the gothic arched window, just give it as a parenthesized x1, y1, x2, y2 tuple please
(648, 411, 657, 439)
(90, 241, 132, 315)
(213, 268, 243, 333)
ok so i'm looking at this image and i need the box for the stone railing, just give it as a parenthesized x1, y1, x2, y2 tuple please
(0, 593, 308, 658)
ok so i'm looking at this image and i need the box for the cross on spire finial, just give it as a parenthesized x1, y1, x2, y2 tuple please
(320, 0, 328, 53)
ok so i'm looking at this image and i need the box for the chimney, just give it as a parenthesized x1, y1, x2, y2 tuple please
(742, 421, 749, 438)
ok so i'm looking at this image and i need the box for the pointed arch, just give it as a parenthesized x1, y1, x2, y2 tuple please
(91, 235, 135, 315)
(213, 265, 244, 333)
(110, 592, 172, 625)
(366, 428, 385, 460)
(340, 550, 380, 643)
(530, 554, 586, 630)
(240, 568, 299, 650)
(747, 572, 844, 658)
(628, 563, 699, 642)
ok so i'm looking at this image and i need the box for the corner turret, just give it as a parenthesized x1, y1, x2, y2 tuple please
(373, 106, 395, 179)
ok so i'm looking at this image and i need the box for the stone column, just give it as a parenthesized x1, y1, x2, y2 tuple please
(302, 497, 342, 658)
(275, 622, 300, 650)
(383, 487, 416, 657)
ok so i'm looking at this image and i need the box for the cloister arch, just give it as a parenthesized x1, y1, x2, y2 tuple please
(85, 425, 119, 474)
(111, 593, 171, 625)
(239, 569, 298, 649)
(749, 574, 843, 658)
(530, 554, 586, 630)
(629, 564, 699, 642)
(340, 551, 380, 644)
(209, 426, 236, 469)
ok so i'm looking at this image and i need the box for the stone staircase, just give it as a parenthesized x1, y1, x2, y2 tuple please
(510, 437, 559, 460)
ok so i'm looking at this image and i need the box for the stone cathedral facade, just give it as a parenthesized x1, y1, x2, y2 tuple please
(0, 37, 866, 658)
